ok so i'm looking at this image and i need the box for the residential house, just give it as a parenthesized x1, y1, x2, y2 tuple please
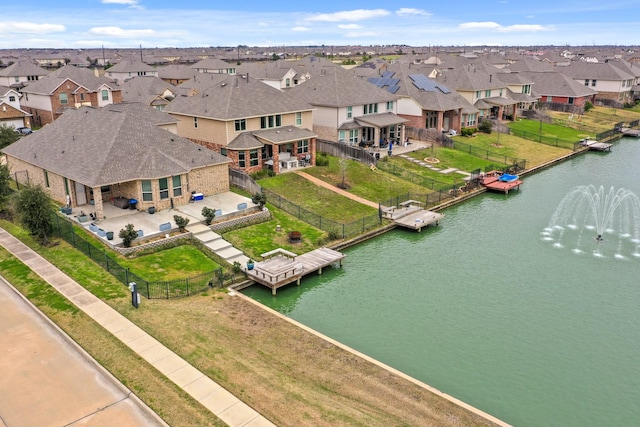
(432, 62, 520, 122)
(0, 85, 32, 129)
(19, 65, 122, 126)
(166, 73, 316, 174)
(559, 60, 635, 105)
(3, 106, 230, 220)
(287, 65, 407, 146)
(518, 71, 597, 109)
(235, 61, 299, 90)
(191, 58, 236, 74)
(106, 58, 158, 84)
(158, 64, 194, 85)
(365, 64, 474, 134)
(495, 71, 539, 112)
(0, 58, 49, 90)
(120, 76, 177, 111)
(103, 102, 179, 134)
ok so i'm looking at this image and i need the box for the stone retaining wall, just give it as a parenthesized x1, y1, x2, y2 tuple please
(209, 209, 271, 232)
(114, 232, 193, 256)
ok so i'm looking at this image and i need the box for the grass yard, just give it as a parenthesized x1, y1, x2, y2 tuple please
(508, 118, 592, 141)
(117, 245, 221, 281)
(259, 172, 378, 221)
(548, 106, 640, 134)
(452, 132, 572, 168)
(223, 206, 327, 260)
(302, 155, 431, 201)
(400, 146, 500, 181)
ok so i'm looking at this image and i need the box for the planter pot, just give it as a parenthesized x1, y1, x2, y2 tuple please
(78, 215, 88, 223)
(247, 262, 255, 271)
(148, 207, 156, 214)
(106, 231, 114, 240)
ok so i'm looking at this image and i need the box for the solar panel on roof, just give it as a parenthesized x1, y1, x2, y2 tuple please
(388, 86, 400, 94)
(381, 71, 394, 79)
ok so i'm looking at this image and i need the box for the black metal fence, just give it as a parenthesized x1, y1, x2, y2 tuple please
(261, 189, 382, 239)
(503, 128, 576, 150)
(52, 215, 224, 299)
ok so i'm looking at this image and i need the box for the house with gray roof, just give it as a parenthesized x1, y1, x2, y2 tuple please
(0, 58, 48, 90)
(20, 65, 122, 126)
(106, 57, 158, 83)
(166, 73, 316, 174)
(3, 106, 230, 220)
(120, 76, 177, 111)
(0, 85, 32, 129)
(191, 58, 235, 75)
(235, 61, 299, 90)
(158, 64, 194, 86)
(287, 65, 407, 147)
(517, 71, 596, 110)
(559, 60, 635, 105)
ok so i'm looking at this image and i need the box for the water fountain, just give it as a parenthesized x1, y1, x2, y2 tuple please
(541, 185, 640, 259)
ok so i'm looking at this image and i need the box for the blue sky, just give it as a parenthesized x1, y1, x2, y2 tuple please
(1, 0, 639, 49)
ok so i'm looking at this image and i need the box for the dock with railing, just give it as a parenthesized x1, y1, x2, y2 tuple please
(385, 200, 444, 232)
(246, 247, 345, 295)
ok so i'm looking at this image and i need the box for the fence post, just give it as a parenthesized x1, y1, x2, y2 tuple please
(125, 268, 129, 286)
(87, 241, 91, 258)
(186, 277, 189, 296)
(105, 251, 109, 270)
(166, 282, 169, 299)
(342, 223, 345, 239)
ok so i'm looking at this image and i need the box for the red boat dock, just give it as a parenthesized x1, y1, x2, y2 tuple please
(480, 171, 523, 194)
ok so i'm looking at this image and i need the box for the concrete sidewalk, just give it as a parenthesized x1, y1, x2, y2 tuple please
(0, 227, 275, 427)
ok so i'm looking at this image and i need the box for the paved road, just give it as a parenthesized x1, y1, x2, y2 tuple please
(0, 276, 169, 427)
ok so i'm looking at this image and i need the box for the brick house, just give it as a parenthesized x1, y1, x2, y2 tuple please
(166, 73, 316, 174)
(3, 106, 230, 220)
(19, 65, 122, 127)
(0, 86, 31, 129)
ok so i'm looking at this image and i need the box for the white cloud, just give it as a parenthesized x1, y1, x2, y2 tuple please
(102, 0, 139, 5)
(395, 8, 431, 17)
(458, 21, 552, 32)
(89, 26, 155, 37)
(307, 9, 390, 23)
(292, 26, 311, 32)
(0, 21, 65, 34)
(338, 24, 363, 30)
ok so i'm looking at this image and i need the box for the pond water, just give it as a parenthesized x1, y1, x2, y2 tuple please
(242, 138, 640, 427)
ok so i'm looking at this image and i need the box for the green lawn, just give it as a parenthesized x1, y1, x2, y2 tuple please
(259, 172, 378, 221)
(400, 146, 500, 180)
(117, 245, 221, 281)
(508, 118, 591, 141)
(301, 155, 430, 201)
(223, 206, 327, 260)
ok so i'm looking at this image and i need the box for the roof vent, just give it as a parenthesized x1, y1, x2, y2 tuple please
(288, 128, 292, 132)
(221, 82, 226, 87)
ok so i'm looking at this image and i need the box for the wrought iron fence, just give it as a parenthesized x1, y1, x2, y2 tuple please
(52, 215, 224, 299)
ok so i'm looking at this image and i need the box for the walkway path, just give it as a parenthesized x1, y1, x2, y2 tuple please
(295, 171, 380, 208)
(0, 227, 275, 427)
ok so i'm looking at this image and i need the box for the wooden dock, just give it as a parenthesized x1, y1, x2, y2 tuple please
(579, 138, 612, 151)
(245, 247, 345, 295)
(383, 200, 444, 232)
(480, 171, 523, 194)
(621, 128, 640, 137)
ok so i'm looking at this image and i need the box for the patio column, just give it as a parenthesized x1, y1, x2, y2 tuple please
(437, 111, 444, 132)
(92, 187, 104, 220)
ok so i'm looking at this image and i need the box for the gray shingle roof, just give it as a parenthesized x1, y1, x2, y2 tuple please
(0, 58, 48, 77)
(22, 64, 118, 95)
(120, 76, 177, 104)
(520, 71, 597, 98)
(107, 57, 157, 73)
(166, 74, 312, 120)
(3, 106, 228, 187)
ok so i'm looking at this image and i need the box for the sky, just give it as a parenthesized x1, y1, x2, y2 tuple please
(1, 0, 639, 50)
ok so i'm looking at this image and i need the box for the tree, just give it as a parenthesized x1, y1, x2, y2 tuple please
(201, 206, 216, 225)
(251, 191, 267, 210)
(173, 214, 190, 231)
(0, 163, 12, 212)
(0, 124, 20, 151)
(13, 185, 56, 244)
(338, 158, 349, 189)
(118, 224, 138, 248)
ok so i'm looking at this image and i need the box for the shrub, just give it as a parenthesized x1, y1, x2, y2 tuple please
(251, 191, 267, 210)
(201, 206, 216, 225)
(13, 184, 56, 244)
(315, 152, 330, 166)
(250, 169, 275, 180)
(173, 214, 190, 231)
(119, 224, 138, 248)
(583, 101, 594, 112)
(478, 120, 493, 134)
(460, 127, 476, 137)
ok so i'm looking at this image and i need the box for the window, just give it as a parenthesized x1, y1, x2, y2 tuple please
(9, 96, 15, 102)
(59, 92, 68, 104)
(172, 175, 182, 197)
(349, 129, 359, 144)
(338, 130, 346, 143)
(238, 151, 246, 168)
(14, 76, 19, 83)
(346, 106, 352, 119)
(159, 178, 169, 199)
(193, 117, 198, 128)
(260, 114, 281, 129)
(297, 139, 309, 154)
(249, 149, 259, 166)
(568, 97, 574, 105)
(585, 80, 589, 86)
(591, 80, 596, 87)
(485, 90, 491, 98)
(285, 78, 291, 88)
(467, 113, 477, 127)
(476, 90, 482, 99)
(386, 101, 394, 111)
(426, 111, 438, 128)
(142, 180, 153, 201)
(295, 112, 302, 126)
(220, 147, 228, 157)
(363, 103, 378, 115)
(499, 89, 503, 97)
(79, 93, 85, 101)
(234, 119, 246, 131)
(522, 85, 531, 94)
(101, 90, 109, 101)
(44, 170, 50, 188)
